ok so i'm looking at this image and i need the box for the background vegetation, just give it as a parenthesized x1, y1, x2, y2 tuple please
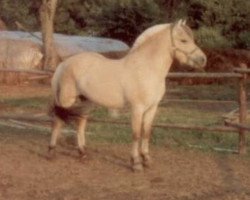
(0, 0, 249, 48)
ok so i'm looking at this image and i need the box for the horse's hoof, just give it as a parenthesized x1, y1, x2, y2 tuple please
(142, 154, 152, 168)
(47, 146, 56, 160)
(131, 157, 143, 172)
(78, 148, 87, 159)
(132, 163, 144, 172)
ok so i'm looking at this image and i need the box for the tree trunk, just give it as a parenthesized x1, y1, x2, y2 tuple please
(0, 18, 7, 30)
(39, 0, 60, 70)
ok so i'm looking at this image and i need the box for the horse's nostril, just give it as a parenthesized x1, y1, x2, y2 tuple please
(198, 56, 207, 66)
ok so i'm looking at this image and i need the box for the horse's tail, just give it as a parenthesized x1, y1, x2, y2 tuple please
(49, 84, 91, 122)
(49, 104, 86, 122)
(49, 62, 84, 122)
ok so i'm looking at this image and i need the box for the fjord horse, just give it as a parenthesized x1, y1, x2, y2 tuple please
(49, 20, 207, 171)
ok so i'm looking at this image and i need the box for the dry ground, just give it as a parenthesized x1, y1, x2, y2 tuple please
(0, 85, 250, 200)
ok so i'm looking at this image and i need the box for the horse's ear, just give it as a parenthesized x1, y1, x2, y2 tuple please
(182, 19, 187, 25)
(174, 19, 182, 28)
(172, 19, 182, 36)
(174, 19, 187, 28)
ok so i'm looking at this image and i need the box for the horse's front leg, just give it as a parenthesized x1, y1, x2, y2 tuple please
(131, 106, 144, 172)
(141, 105, 158, 168)
(76, 116, 88, 158)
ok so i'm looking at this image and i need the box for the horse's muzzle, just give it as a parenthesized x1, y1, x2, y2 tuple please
(196, 56, 207, 68)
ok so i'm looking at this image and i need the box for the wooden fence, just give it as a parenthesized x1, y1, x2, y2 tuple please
(0, 64, 249, 154)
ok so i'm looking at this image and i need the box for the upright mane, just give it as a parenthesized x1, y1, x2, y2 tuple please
(130, 23, 171, 51)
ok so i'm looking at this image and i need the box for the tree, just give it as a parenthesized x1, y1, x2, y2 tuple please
(40, 0, 60, 70)
(0, 0, 40, 30)
(83, 0, 164, 45)
(186, 0, 250, 48)
(1, 0, 249, 49)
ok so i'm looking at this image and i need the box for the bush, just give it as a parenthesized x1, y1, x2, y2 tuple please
(194, 27, 233, 49)
(1, 0, 249, 49)
(0, 0, 39, 30)
(83, 0, 164, 45)
(55, 0, 87, 35)
(186, 0, 250, 49)
(237, 32, 250, 49)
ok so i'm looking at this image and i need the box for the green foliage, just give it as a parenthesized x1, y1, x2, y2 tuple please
(83, 0, 164, 44)
(194, 27, 233, 49)
(55, 0, 87, 35)
(0, 0, 249, 49)
(237, 31, 250, 49)
(186, 0, 250, 49)
(0, 0, 40, 30)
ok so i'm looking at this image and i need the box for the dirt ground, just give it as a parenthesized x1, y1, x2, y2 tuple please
(1, 85, 250, 200)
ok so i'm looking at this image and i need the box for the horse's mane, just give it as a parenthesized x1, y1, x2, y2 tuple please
(130, 23, 171, 51)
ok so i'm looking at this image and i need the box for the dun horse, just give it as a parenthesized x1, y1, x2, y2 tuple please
(49, 20, 207, 171)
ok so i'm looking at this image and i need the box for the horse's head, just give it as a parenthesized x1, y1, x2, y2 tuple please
(171, 19, 207, 70)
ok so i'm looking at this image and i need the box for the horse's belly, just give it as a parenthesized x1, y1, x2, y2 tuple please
(81, 84, 125, 109)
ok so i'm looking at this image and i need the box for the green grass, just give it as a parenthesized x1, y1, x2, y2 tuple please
(88, 123, 131, 144)
(165, 83, 239, 101)
(1, 97, 50, 110)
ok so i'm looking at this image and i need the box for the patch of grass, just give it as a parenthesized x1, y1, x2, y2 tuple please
(166, 83, 239, 101)
(1, 97, 50, 109)
(88, 123, 131, 144)
(157, 129, 240, 151)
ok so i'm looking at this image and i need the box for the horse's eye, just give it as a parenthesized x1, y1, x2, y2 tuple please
(181, 39, 188, 43)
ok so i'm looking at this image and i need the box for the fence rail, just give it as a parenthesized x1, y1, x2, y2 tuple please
(0, 64, 249, 154)
(0, 68, 244, 78)
(168, 72, 243, 78)
(0, 114, 239, 133)
(0, 68, 53, 75)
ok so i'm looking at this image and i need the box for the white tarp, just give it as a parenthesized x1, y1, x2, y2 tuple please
(0, 31, 129, 59)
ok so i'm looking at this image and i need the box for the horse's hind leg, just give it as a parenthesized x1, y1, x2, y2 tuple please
(76, 116, 88, 158)
(141, 105, 158, 168)
(48, 116, 64, 157)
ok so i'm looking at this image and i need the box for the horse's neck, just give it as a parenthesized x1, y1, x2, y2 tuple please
(126, 28, 173, 78)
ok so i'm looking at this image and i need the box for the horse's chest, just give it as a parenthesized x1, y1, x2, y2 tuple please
(145, 82, 165, 102)
(126, 78, 165, 105)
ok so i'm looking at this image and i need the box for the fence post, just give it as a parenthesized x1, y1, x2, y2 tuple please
(238, 63, 248, 154)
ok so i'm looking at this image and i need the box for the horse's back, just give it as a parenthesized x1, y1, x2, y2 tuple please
(52, 51, 126, 108)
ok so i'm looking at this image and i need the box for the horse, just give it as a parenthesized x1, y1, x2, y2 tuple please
(49, 19, 207, 171)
